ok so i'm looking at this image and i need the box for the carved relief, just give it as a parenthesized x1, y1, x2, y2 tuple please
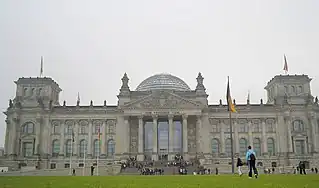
(80, 120, 89, 126)
(127, 92, 201, 109)
(65, 120, 74, 126)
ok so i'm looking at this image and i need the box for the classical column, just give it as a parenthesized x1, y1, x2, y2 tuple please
(152, 115, 158, 157)
(73, 120, 79, 156)
(182, 114, 188, 154)
(34, 117, 41, 155)
(285, 115, 293, 153)
(124, 117, 130, 154)
(4, 118, 10, 156)
(309, 112, 318, 153)
(233, 120, 239, 154)
(87, 119, 93, 156)
(248, 120, 253, 147)
(101, 120, 106, 156)
(41, 117, 50, 157)
(138, 115, 144, 161)
(8, 117, 18, 156)
(115, 117, 126, 156)
(261, 119, 267, 155)
(219, 120, 225, 154)
(59, 120, 65, 156)
(196, 115, 202, 153)
(168, 114, 174, 154)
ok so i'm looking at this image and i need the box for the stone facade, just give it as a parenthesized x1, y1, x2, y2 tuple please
(2, 73, 319, 170)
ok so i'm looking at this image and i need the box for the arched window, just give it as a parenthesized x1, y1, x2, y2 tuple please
(239, 138, 248, 156)
(293, 120, 304, 132)
(22, 122, 34, 134)
(107, 139, 115, 157)
(37, 88, 42, 96)
(79, 140, 87, 158)
(23, 88, 28, 96)
(284, 86, 288, 94)
(93, 139, 100, 157)
(267, 138, 275, 156)
(211, 139, 219, 154)
(253, 138, 261, 156)
(291, 86, 296, 93)
(65, 139, 72, 157)
(31, 88, 35, 96)
(52, 140, 60, 157)
(225, 139, 232, 157)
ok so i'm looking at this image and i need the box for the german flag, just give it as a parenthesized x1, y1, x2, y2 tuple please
(226, 76, 237, 113)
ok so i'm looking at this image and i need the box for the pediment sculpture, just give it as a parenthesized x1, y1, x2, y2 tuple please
(124, 92, 202, 109)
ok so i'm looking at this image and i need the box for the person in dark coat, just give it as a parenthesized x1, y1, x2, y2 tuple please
(91, 165, 95, 176)
(246, 146, 258, 178)
(236, 157, 244, 176)
(299, 161, 306, 175)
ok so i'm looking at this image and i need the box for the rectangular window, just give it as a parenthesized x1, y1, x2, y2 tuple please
(53, 125, 59, 134)
(94, 125, 100, 134)
(23, 142, 33, 157)
(80, 126, 86, 134)
(50, 163, 56, 169)
(295, 140, 305, 155)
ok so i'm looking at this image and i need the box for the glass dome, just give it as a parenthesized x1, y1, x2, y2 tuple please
(136, 73, 191, 91)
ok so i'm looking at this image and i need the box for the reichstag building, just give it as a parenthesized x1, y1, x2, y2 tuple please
(3, 72, 319, 169)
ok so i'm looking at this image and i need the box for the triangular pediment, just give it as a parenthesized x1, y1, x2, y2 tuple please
(123, 91, 203, 110)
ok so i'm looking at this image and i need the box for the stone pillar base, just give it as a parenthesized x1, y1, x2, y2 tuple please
(151, 154, 158, 161)
(137, 154, 144, 161)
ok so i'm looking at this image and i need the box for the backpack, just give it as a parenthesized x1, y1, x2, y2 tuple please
(250, 153, 256, 161)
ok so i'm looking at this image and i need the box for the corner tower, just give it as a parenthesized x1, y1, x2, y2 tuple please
(264, 74, 313, 105)
(13, 77, 62, 108)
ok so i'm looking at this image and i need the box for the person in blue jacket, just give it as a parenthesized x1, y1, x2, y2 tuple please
(246, 145, 258, 178)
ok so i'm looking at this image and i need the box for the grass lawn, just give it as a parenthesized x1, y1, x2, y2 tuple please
(0, 175, 318, 188)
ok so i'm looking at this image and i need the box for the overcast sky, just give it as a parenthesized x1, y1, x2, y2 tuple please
(0, 0, 318, 147)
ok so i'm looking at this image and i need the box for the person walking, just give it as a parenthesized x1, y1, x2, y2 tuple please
(236, 157, 244, 176)
(246, 146, 258, 178)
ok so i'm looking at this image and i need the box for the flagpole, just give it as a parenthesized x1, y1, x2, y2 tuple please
(40, 56, 43, 77)
(83, 146, 86, 176)
(97, 142, 99, 176)
(69, 139, 73, 175)
(229, 103, 235, 174)
(96, 127, 101, 176)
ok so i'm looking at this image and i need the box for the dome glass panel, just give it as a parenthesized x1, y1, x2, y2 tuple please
(135, 73, 191, 91)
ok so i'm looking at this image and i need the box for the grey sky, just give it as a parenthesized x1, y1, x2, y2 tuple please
(0, 0, 318, 147)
